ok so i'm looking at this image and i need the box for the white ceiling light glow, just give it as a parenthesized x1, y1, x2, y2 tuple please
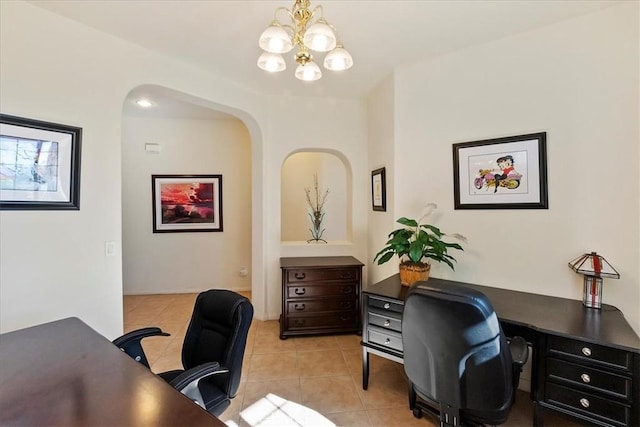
(136, 99, 154, 108)
(257, 0, 353, 82)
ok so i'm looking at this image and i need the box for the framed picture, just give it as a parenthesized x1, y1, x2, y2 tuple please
(371, 167, 386, 211)
(0, 114, 82, 210)
(152, 174, 223, 233)
(453, 132, 548, 210)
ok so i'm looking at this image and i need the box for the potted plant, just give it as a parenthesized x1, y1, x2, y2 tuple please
(373, 204, 466, 286)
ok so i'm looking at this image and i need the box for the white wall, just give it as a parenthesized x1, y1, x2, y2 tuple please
(373, 2, 638, 334)
(121, 116, 251, 294)
(281, 152, 348, 242)
(0, 1, 369, 337)
(367, 76, 397, 284)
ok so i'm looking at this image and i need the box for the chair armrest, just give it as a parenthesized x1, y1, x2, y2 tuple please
(112, 327, 170, 368)
(169, 362, 229, 409)
(508, 335, 529, 367)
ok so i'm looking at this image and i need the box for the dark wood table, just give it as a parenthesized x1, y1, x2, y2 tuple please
(0, 317, 225, 426)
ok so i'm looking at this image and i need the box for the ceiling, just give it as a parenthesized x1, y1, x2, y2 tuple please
(28, 0, 619, 115)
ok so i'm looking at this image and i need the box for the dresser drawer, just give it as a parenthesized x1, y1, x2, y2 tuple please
(548, 336, 632, 371)
(286, 268, 359, 283)
(368, 309, 402, 332)
(547, 358, 632, 400)
(287, 298, 356, 314)
(287, 284, 357, 299)
(286, 313, 357, 330)
(545, 383, 630, 426)
(367, 296, 404, 314)
(367, 326, 403, 352)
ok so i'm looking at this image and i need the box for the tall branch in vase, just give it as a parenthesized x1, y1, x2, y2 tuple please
(305, 174, 329, 243)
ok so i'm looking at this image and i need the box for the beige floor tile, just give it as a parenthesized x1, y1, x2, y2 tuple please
(335, 334, 362, 350)
(342, 348, 401, 380)
(252, 332, 297, 354)
(254, 320, 281, 337)
(241, 379, 302, 411)
(355, 369, 408, 409)
(297, 349, 350, 377)
(300, 375, 364, 414)
(292, 335, 339, 351)
(366, 406, 435, 427)
(325, 410, 371, 426)
(247, 351, 299, 381)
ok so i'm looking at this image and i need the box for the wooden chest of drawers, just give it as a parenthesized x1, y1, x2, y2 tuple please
(537, 334, 640, 427)
(279, 256, 363, 339)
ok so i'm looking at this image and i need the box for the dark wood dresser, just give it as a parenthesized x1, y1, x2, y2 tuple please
(279, 256, 363, 339)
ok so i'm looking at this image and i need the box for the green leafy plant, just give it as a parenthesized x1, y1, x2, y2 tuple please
(374, 204, 466, 270)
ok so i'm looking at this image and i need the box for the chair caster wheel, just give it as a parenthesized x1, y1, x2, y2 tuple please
(412, 408, 422, 419)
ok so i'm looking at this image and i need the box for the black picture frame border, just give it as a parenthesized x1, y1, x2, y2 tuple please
(371, 167, 386, 212)
(453, 132, 548, 210)
(152, 174, 223, 233)
(0, 114, 82, 210)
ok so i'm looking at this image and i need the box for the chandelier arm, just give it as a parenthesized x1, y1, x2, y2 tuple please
(274, 6, 295, 22)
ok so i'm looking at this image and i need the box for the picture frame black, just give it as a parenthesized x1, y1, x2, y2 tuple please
(152, 174, 223, 233)
(371, 167, 386, 212)
(453, 132, 548, 210)
(0, 114, 82, 210)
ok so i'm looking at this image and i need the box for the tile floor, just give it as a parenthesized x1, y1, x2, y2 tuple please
(123, 292, 579, 427)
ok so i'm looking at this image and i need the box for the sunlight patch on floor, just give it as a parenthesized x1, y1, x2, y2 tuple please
(233, 393, 336, 427)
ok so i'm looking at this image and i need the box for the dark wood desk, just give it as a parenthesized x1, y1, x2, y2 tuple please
(0, 317, 225, 426)
(362, 275, 640, 427)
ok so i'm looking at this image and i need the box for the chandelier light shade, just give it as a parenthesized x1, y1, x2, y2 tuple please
(257, 0, 353, 81)
(568, 251, 620, 309)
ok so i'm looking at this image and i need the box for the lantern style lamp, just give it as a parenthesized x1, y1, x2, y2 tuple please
(568, 252, 620, 309)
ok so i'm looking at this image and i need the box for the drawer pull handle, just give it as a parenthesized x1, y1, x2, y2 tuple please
(341, 287, 352, 294)
(294, 303, 306, 311)
(384, 320, 391, 327)
(341, 302, 352, 309)
(383, 303, 390, 309)
(580, 373, 591, 383)
(295, 320, 306, 327)
(295, 288, 306, 295)
(341, 316, 350, 321)
(339, 272, 351, 279)
(294, 272, 306, 280)
(579, 398, 590, 408)
(384, 338, 391, 345)
(581, 347, 592, 357)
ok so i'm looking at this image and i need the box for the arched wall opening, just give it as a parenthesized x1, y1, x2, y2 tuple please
(281, 150, 353, 244)
(120, 84, 265, 317)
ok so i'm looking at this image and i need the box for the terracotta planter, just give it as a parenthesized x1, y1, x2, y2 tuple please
(399, 262, 431, 286)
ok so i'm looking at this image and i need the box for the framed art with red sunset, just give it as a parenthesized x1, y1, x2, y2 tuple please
(152, 174, 223, 233)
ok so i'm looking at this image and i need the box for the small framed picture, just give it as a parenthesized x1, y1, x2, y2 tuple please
(0, 114, 82, 210)
(371, 167, 386, 212)
(453, 132, 548, 209)
(152, 174, 223, 233)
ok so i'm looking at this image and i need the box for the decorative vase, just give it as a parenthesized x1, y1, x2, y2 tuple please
(399, 262, 431, 286)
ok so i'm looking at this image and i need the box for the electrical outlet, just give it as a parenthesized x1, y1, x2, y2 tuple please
(105, 241, 116, 256)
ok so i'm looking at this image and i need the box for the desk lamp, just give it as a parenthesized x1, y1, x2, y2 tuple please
(568, 252, 619, 309)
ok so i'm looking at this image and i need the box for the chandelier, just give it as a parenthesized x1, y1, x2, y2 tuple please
(257, 0, 353, 82)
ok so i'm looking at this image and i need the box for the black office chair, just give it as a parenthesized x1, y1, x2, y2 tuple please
(402, 281, 528, 427)
(113, 289, 253, 417)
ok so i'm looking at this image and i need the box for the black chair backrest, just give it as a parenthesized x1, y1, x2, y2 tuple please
(181, 290, 253, 398)
(402, 281, 514, 425)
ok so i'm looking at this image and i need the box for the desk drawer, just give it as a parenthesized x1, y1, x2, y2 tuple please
(546, 383, 630, 426)
(367, 296, 403, 314)
(287, 268, 358, 283)
(287, 284, 357, 299)
(368, 310, 402, 333)
(548, 336, 631, 371)
(547, 358, 631, 400)
(367, 326, 403, 352)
